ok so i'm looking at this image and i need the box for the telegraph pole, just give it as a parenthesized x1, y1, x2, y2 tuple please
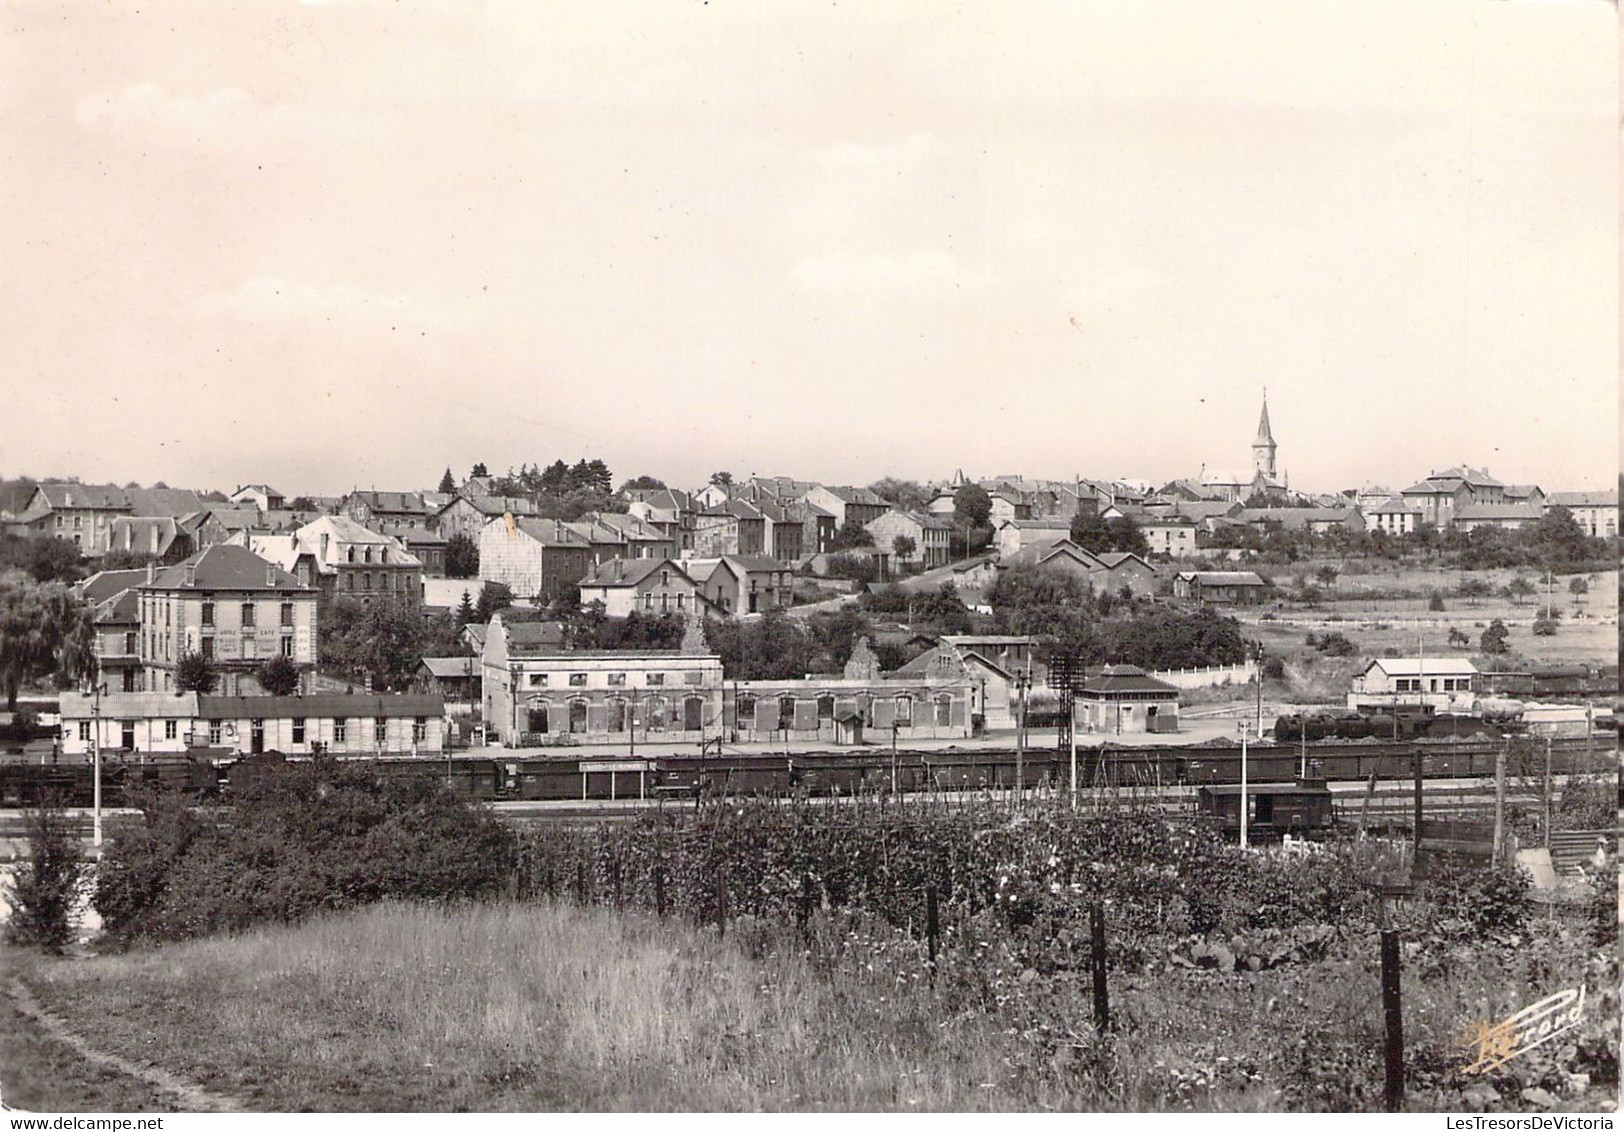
(1238, 719, 1251, 850)
(91, 681, 105, 848)
(1492, 735, 1508, 868)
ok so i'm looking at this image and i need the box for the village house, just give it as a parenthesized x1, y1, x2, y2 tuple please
(865, 510, 953, 569)
(577, 557, 710, 618)
(59, 691, 447, 757)
(1501, 484, 1547, 509)
(1451, 503, 1544, 533)
(229, 484, 286, 511)
(587, 512, 677, 559)
(1172, 570, 1272, 605)
(1398, 466, 1506, 528)
(692, 499, 768, 557)
(1546, 490, 1618, 538)
(81, 579, 143, 692)
(1366, 497, 1422, 536)
(996, 517, 1073, 557)
(683, 555, 795, 616)
(1139, 515, 1197, 558)
(137, 545, 319, 695)
(104, 516, 194, 564)
(799, 484, 889, 530)
(478, 515, 594, 602)
(382, 525, 447, 576)
(1233, 506, 1364, 535)
(415, 656, 482, 708)
(432, 494, 539, 543)
(244, 515, 424, 615)
(339, 489, 435, 531)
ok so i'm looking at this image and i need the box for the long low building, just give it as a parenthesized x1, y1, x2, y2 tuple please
(58, 691, 448, 757)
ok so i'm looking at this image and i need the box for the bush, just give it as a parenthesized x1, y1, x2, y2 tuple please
(1262, 656, 1285, 680)
(1480, 619, 1510, 655)
(1314, 632, 1356, 657)
(824, 553, 879, 584)
(3, 801, 86, 953)
(1531, 617, 1557, 637)
(95, 765, 517, 947)
(1427, 592, 1445, 612)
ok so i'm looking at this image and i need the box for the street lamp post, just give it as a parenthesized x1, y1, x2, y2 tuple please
(1013, 667, 1032, 804)
(90, 681, 106, 848)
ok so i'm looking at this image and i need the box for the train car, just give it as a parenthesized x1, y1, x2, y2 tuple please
(1197, 780, 1334, 839)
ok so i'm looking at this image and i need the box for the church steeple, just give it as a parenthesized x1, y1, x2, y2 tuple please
(1252, 390, 1277, 478)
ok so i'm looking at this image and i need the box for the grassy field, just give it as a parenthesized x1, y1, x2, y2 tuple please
(15, 895, 1618, 1112)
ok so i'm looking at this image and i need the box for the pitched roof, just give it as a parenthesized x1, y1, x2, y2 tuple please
(34, 483, 130, 510)
(1081, 664, 1179, 696)
(508, 517, 592, 547)
(1501, 484, 1544, 500)
(1362, 658, 1478, 677)
(1001, 518, 1072, 530)
(1546, 490, 1618, 508)
(420, 656, 480, 679)
(1255, 398, 1275, 445)
(93, 587, 140, 625)
(821, 485, 887, 506)
(345, 490, 430, 514)
(124, 487, 209, 517)
(1454, 504, 1543, 522)
(1094, 551, 1154, 570)
(1175, 570, 1269, 586)
(77, 568, 149, 605)
(447, 494, 539, 517)
(579, 558, 695, 588)
(106, 516, 183, 557)
(144, 544, 307, 591)
(506, 621, 568, 651)
(381, 524, 447, 546)
(196, 694, 446, 719)
(1371, 497, 1420, 515)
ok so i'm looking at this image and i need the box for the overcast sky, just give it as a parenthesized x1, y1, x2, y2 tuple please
(2, 0, 1616, 497)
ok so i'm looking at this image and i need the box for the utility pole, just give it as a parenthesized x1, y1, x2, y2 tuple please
(1492, 736, 1508, 868)
(1238, 719, 1251, 850)
(1014, 665, 1031, 805)
(1069, 688, 1079, 809)
(91, 681, 105, 849)
(1544, 734, 1553, 849)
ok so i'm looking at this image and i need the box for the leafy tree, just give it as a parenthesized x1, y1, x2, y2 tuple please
(1503, 576, 1535, 606)
(0, 573, 96, 709)
(1070, 506, 1111, 554)
(952, 484, 992, 529)
(3, 801, 84, 954)
(1447, 627, 1471, 647)
(174, 650, 218, 693)
(470, 462, 489, 479)
(1104, 515, 1148, 556)
(1531, 616, 1557, 636)
(824, 553, 879, 583)
(474, 581, 513, 624)
(1314, 565, 1339, 586)
(830, 520, 875, 551)
(1569, 576, 1589, 601)
(437, 468, 456, 494)
(807, 605, 866, 668)
(287, 496, 317, 511)
(24, 537, 83, 583)
(1528, 506, 1589, 564)
(1427, 591, 1445, 612)
(1458, 577, 1492, 605)
(709, 471, 734, 487)
(97, 551, 158, 572)
(319, 597, 436, 692)
(257, 654, 301, 697)
(444, 533, 479, 579)
(892, 534, 917, 563)
(703, 611, 826, 680)
(868, 478, 932, 512)
(1480, 619, 1511, 655)
(905, 583, 974, 634)
(1313, 632, 1356, 657)
(620, 475, 666, 492)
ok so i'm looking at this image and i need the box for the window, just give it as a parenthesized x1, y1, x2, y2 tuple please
(208, 721, 222, 745)
(817, 695, 835, 721)
(935, 695, 952, 727)
(124, 631, 136, 655)
(645, 697, 667, 731)
(607, 673, 627, 686)
(364, 547, 372, 563)
(165, 720, 177, 740)
(362, 572, 372, 591)
(281, 602, 294, 627)
(778, 697, 796, 730)
(78, 721, 91, 742)
(528, 673, 549, 688)
(568, 673, 587, 687)
(243, 636, 257, 660)
(894, 695, 913, 725)
(201, 636, 214, 659)
(736, 694, 757, 725)
(241, 602, 255, 627)
(334, 719, 348, 745)
(607, 699, 626, 732)
(280, 636, 293, 658)
(683, 671, 703, 686)
(643, 594, 654, 610)
(412, 718, 427, 742)
(347, 547, 356, 563)
(251, 719, 265, 748)
(646, 673, 664, 686)
(374, 719, 388, 745)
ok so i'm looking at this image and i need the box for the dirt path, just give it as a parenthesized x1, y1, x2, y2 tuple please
(6, 977, 243, 1113)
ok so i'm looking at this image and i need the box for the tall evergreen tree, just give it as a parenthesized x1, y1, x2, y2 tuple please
(437, 468, 456, 493)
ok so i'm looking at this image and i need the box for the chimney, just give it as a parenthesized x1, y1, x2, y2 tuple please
(184, 563, 196, 586)
(320, 532, 330, 560)
(265, 564, 276, 587)
(555, 519, 563, 539)
(150, 525, 159, 554)
(613, 558, 622, 580)
(145, 561, 156, 584)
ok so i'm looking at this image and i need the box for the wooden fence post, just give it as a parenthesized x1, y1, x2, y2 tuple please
(654, 863, 666, 918)
(1091, 903, 1110, 1031)
(1381, 929, 1404, 1112)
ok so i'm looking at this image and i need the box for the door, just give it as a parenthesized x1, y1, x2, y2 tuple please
(527, 706, 549, 734)
(569, 700, 588, 734)
(684, 697, 703, 731)
(251, 720, 265, 754)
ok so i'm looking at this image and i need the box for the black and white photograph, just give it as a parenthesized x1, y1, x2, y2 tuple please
(0, 0, 1619, 1119)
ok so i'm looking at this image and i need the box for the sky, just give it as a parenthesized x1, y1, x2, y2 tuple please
(1, 0, 1617, 498)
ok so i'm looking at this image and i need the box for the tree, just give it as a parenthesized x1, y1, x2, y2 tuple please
(174, 650, 218, 693)
(620, 475, 666, 493)
(1104, 515, 1148, 556)
(474, 581, 512, 624)
(287, 496, 316, 511)
(455, 589, 476, 628)
(869, 478, 932, 513)
(709, 471, 734, 488)
(1527, 506, 1589, 564)
(319, 596, 434, 692)
(1070, 507, 1111, 554)
(25, 537, 83, 583)
(1481, 619, 1511, 655)
(1458, 577, 1492, 606)
(830, 521, 875, 551)
(952, 484, 992, 529)
(1447, 627, 1471, 648)
(0, 574, 95, 710)
(470, 462, 489, 479)
(1504, 576, 1536, 606)
(1532, 616, 1557, 637)
(444, 533, 479, 579)
(1569, 576, 1589, 603)
(1427, 591, 1446, 612)
(1314, 565, 1340, 587)
(437, 468, 456, 494)
(892, 534, 917, 563)
(257, 654, 301, 697)
(3, 801, 84, 954)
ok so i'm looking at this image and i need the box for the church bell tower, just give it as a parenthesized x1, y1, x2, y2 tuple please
(1252, 391, 1277, 479)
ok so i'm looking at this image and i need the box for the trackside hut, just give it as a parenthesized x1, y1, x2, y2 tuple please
(1076, 665, 1180, 735)
(1173, 570, 1271, 605)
